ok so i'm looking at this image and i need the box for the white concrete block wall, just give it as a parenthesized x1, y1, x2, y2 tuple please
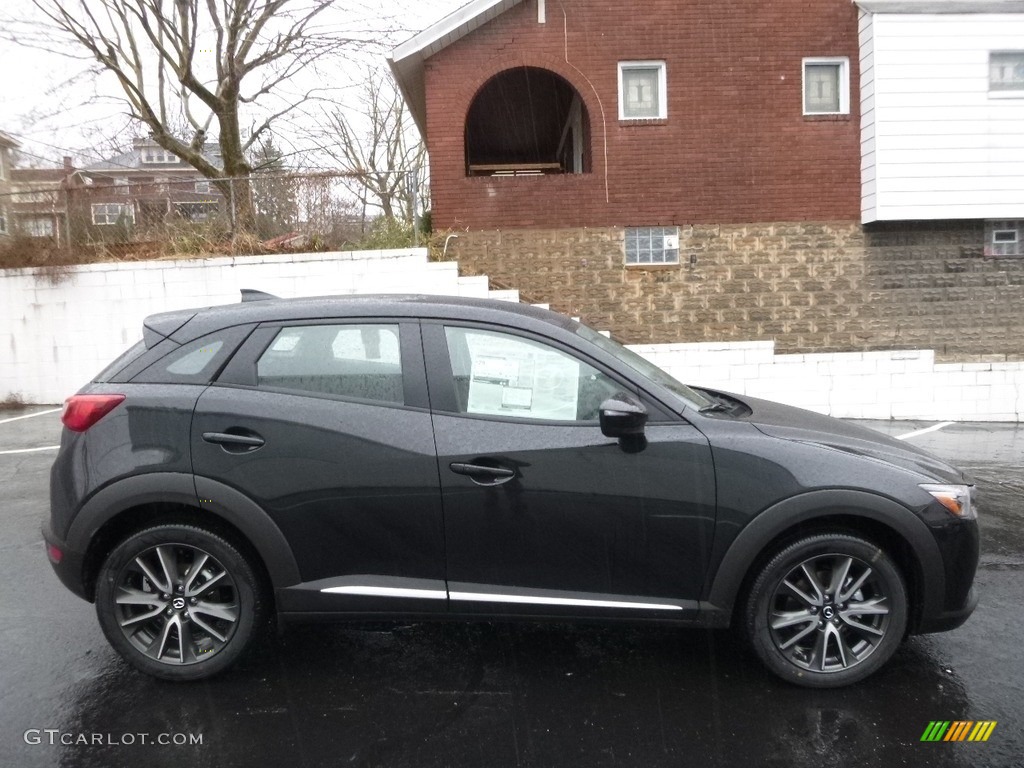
(0, 248, 518, 404)
(2, 252, 1022, 419)
(628, 342, 1024, 422)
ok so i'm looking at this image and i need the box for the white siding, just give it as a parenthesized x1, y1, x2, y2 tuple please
(860, 10, 878, 221)
(860, 12, 1024, 221)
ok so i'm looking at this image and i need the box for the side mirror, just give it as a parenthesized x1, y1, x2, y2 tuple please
(599, 393, 648, 438)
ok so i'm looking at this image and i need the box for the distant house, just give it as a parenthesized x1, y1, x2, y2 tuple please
(9, 158, 83, 245)
(79, 137, 224, 235)
(389, 0, 1024, 357)
(0, 131, 20, 240)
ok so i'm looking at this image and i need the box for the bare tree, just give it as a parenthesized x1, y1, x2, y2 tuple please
(17, 0, 382, 232)
(320, 67, 427, 225)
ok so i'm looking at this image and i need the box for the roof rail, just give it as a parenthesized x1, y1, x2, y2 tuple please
(240, 289, 280, 302)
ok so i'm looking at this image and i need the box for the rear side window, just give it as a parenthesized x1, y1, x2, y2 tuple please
(131, 326, 253, 384)
(256, 324, 404, 404)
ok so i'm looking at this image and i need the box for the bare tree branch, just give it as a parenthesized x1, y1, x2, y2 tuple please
(316, 66, 427, 224)
(13, 0, 391, 232)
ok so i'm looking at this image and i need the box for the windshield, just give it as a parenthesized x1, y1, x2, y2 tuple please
(574, 324, 713, 411)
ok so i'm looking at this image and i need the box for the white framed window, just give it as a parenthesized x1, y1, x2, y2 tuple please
(91, 202, 134, 226)
(802, 57, 850, 115)
(24, 217, 54, 237)
(194, 180, 212, 194)
(987, 220, 1023, 256)
(140, 147, 180, 164)
(0, 208, 7, 234)
(990, 51, 1024, 94)
(624, 226, 680, 265)
(618, 61, 667, 120)
(113, 177, 129, 194)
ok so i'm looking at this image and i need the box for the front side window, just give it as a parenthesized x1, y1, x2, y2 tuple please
(0, 208, 7, 234)
(618, 61, 667, 120)
(257, 324, 404, 404)
(91, 202, 134, 226)
(574, 324, 712, 412)
(803, 57, 849, 115)
(444, 327, 621, 422)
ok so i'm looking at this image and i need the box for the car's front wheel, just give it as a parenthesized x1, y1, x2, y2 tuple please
(95, 524, 265, 680)
(744, 533, 908, 687)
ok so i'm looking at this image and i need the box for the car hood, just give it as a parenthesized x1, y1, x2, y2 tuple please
(730, 394, 967, 484)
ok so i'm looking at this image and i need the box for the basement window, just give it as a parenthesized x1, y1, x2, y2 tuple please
(625, 227, 680, 265)
(987, 220, 1023, 256)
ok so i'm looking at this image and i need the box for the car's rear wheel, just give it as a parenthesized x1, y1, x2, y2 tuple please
(744, 533, 908, 688)
(95, 524, 265, 680)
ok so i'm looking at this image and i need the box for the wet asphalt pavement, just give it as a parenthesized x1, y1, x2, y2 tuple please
(1, 410, 1022, 768)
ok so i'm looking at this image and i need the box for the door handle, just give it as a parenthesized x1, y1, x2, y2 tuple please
(450, 462, 516, 485)
(202, 431, 265, 452)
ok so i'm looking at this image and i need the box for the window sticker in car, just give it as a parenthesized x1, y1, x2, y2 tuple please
(466, 340, 580, 419)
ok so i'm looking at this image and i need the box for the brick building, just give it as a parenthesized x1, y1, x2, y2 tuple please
(390, 0, 1024, 358)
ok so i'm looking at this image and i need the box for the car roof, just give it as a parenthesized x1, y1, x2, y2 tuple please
(144, 293, 576, 347)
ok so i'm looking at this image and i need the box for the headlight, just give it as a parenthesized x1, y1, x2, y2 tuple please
(920, 484, 975, 519)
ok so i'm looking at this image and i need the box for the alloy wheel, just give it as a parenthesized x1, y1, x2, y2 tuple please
(767, 553, 892, 674)
(112, 543, 240, 665)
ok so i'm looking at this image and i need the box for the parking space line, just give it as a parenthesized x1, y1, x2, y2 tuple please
(0, 408, 61, 425)
(896, 421, 955, 441)
(0, 445, 61, 455)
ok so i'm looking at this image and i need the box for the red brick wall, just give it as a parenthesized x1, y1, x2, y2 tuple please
(424, 0, 861, 230)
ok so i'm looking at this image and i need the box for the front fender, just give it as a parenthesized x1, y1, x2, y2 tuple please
(698, 489, 945, 628)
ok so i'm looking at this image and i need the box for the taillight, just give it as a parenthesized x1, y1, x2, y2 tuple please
(61, 394, 126, 432)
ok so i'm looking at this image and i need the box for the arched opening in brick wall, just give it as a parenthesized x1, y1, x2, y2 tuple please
(465, 67, 591, 177)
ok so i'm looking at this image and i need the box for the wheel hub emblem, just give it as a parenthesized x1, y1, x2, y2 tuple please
(172, 597, 186, 611)
(822, 605, 835, 620)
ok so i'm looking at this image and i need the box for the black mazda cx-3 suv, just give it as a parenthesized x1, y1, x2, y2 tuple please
(45, 293, 979, 686)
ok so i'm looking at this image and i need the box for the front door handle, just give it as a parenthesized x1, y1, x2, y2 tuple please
(202, 431, 265, 452)
(450, 462, 516, 485)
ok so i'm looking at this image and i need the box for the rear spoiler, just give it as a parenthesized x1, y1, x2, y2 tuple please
(240, 289, 279, 302)
(142, 310, 195, 348)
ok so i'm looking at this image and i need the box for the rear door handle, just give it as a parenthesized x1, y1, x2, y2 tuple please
(450, 462, 516, 485)
(202, 431, 265, 452)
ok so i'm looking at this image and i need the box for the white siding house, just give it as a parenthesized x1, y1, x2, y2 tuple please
(858, 1, 1024, 237)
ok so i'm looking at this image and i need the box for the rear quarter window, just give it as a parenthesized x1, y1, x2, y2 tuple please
(130, 326, 254, 384)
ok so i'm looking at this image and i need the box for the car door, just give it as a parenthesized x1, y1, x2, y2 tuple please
(192, 319, 447, 613)
(422, 321, 717, 620)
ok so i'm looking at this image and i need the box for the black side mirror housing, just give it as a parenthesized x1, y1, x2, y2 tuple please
(599, 393, 648, 438)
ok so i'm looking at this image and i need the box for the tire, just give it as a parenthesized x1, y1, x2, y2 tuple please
(744, 533, 908, 688)
(95, 524, 266, 681)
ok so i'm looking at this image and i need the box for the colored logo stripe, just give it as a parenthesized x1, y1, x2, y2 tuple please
(921, 721, 997, 742)
(969, 722, 998, 742)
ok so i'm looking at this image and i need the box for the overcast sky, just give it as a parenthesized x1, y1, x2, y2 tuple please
(0, 0, 467, 167)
